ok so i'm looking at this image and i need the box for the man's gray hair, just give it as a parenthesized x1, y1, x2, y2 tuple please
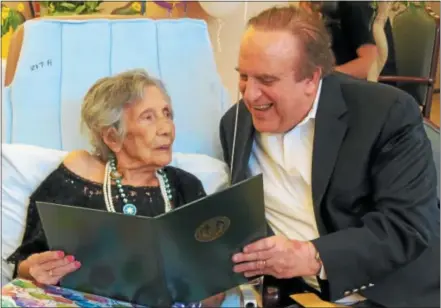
(247, 5, 335, 80)
(80, 69, 171, 161)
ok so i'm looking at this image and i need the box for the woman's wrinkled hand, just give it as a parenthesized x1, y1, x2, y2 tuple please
(20, 251, 81, 285)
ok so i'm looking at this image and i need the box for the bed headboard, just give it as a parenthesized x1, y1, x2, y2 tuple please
(2, 16, 231, 160)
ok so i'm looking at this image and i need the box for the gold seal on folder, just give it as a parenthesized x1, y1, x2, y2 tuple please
(195, 216, 231, 242)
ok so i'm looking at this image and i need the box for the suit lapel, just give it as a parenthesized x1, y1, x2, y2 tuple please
(231, 101, 255, 184)
(312, 74, 348, 235)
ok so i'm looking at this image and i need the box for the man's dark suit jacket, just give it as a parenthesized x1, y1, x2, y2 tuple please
(219, 72, 440, 307)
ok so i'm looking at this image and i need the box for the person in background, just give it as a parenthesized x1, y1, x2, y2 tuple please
(377, 13, 398, 86)
(6, 69, 224, 308)
(300, 1, 378, 80)
(221, 5, 439, 308)
(378, 16, 397, 77)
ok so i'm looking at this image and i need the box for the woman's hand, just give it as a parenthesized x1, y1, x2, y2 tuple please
(19, 251, 81, 285)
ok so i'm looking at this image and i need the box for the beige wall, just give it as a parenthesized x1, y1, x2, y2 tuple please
(205, 1, 292, 104)
(69, 1, 292, 104)
(100, 2, 293, 103)
(101, 2, 293, 104)
(3, 1, 439, 94)
(13, 2, 441, 98)
(3, 1, 292, 104)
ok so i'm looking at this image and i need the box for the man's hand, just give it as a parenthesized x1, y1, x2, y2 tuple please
(232, 236, 321, 279)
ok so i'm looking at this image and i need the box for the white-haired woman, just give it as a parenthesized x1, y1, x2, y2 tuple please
(7, 69, 224, 307)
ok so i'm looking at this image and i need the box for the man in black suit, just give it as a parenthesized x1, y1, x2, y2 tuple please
(220, 6, 439, 307)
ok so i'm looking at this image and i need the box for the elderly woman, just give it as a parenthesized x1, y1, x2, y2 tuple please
(6, 69, 224, 307)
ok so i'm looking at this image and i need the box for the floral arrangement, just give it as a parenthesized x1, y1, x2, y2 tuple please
(371, 1, 425, 11)
(1, 3, 26, 37)
(39, 1, 102, 16)
(111, 2, 143, 15)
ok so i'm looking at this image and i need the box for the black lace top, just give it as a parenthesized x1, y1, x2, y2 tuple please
(6, 164, 206, 275)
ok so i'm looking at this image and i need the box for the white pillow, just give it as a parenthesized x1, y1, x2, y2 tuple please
(1, 144, 67, 284)
(1, 144, 229, 284)
(170, 152, 229, 193)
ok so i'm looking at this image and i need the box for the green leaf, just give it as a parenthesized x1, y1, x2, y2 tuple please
(14, 11, 26, 24)
(86, 1, 98, 9)
(86, 1, 102, 12)
(51, 11, 73, 16)
(1, 19, 10, 37)
(39, 1, 51, 8)
(60, 2, 76, 10)
(75, 5, 86, 14)
(39, 0, 102, 15)
(112, 6, 137, 15)
(9, 12, 21, 30)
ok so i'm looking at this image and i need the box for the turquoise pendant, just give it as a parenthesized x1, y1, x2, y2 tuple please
(123, 203, 137, 215)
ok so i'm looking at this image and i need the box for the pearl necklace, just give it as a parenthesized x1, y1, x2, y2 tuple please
(103, 158, 173, 215)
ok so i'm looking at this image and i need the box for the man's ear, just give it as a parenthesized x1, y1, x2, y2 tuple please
(304, 68, 322, 96)
(102, 127, 123, 154)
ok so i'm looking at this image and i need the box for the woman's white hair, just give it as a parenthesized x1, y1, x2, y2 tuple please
(81, 69, 171, 161)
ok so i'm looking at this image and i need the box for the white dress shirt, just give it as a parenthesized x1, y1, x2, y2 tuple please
(247, 80, 365, 305)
